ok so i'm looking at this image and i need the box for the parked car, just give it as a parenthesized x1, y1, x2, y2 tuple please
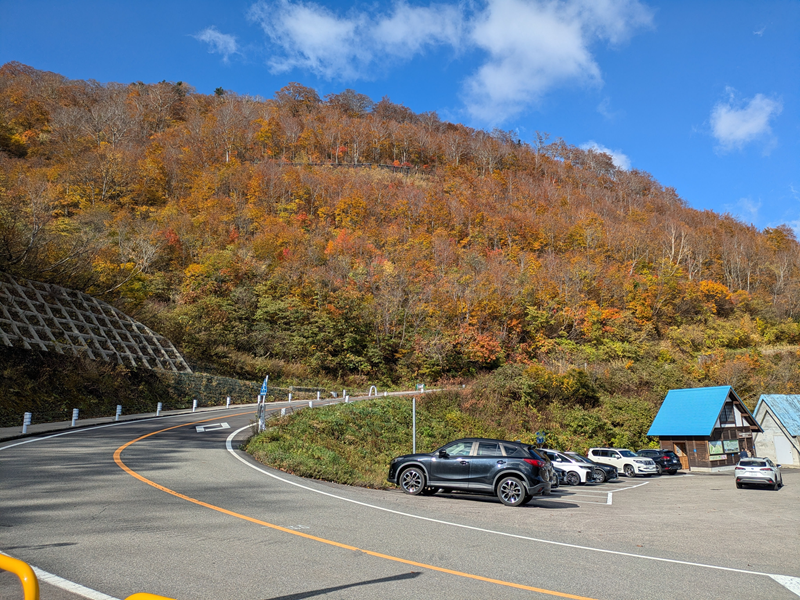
(734, 457, 783, 490)
(540, 449, 595, 485)
(564, 452, 619, 483)
(551, 466, 563, 488)
(587, 448, 658, 478)
(636, 449, 682, 475)
(387, 438, 553, 506)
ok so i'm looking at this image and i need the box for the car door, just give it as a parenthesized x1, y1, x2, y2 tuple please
(591, 450, 612, 468)
(428, 440, 474, 485)
(468, 441, 505, 490)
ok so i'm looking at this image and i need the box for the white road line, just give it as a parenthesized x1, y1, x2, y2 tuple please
(0, 406, 257, 452)
(226, 425, 800, 597)
(0, 552, 119, 600)
(605, 480, 651, 493)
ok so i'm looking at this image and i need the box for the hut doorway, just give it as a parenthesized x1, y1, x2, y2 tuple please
(674, 443, 690, 469)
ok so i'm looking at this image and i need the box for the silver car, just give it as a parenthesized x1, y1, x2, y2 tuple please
(734, 457, 783, 490)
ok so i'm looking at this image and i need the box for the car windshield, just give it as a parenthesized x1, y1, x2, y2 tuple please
(618, 450, 637, 457)
(738, 459, 767, 467)
(567, 453, 593, 464)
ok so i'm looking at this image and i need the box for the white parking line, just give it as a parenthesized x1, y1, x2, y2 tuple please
(0, 551, 119, 600)
(226, 425, 800, 597)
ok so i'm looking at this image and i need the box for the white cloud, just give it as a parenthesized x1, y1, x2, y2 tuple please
(580, 141, 631, 170)
(725, 197, 761, 225)
(464, 0, 652, 123)
(194, 27, 239, 61)
(247, 0, 464, 80)
(245, 0, 652, 123)
(710, 89, 783, 152)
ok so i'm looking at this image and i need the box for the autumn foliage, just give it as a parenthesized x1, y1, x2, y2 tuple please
(3, 62, 800, 417)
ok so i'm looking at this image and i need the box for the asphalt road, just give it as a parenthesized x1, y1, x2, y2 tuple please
(1, 405, 798, 600)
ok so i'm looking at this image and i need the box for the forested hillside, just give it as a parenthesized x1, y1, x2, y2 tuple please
(3, 62, 800, 442)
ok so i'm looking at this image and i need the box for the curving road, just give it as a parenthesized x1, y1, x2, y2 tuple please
(1, 405, 799, 600)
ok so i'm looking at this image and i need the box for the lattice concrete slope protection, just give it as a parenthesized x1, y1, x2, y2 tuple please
(0, 272, 191, 373)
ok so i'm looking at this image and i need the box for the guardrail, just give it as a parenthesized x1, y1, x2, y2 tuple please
(0, 553, 176, 600)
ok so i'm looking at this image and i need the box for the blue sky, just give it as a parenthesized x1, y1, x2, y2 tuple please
(1, 0, 798, 233)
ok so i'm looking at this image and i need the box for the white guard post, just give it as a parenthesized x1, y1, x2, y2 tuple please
(22, 412, 32, 434)
(226, 396, 231, 408)
(115, 405, 122, 421)
(258, 403, 266, 432)
(192, 399, 197, 413)
(156, 402, 162, 416)
(71, 408, 79, 427)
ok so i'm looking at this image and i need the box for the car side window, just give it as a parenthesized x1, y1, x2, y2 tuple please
(444, 441, 473, 456)
(611, 452, 621, 458)
(595, 450, 607, 457)
(767, 458, 775, 467)
(502, 444, 523, 457)
(477, 442, 501, 456)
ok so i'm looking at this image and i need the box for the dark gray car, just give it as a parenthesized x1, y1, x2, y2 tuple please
(387, 438, 553, 506)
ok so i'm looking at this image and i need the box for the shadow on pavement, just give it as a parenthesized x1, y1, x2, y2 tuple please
(263, 571, 422, 599)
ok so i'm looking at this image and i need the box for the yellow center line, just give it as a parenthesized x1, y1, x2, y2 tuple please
(113, 413, 599, 600)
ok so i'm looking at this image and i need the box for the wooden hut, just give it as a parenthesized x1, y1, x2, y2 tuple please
(647, 386, 762, 471)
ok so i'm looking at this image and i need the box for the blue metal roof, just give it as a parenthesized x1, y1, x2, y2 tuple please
(755, 395, 800, 436)
(647, 386, 734, 436)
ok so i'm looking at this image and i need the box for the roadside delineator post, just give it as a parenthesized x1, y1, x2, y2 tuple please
(22, 412, 31, 434)
(71, 408, 79, 427)
(384, 391, 387, 397)
(309, 400, 313, 408)
(288, 392, 293, 402)
(192, 399, 197, 413)
(317, 391, 320, 401)
(281, 408, 286, 417)
(115, 405, 122, 421)
(226, 396, 231, 408)
(156, 402, 162, 416)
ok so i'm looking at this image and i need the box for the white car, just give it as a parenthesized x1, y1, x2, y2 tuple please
(735, 457, 783, 490)
(540, 449, 595, 485)
(587, 448, 658, 478)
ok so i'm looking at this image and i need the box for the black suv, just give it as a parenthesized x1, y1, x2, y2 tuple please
(387, 438, 553, 506)
(636, 449, 681, 475)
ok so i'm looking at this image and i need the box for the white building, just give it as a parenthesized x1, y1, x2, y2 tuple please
(753, 395, 800, 467)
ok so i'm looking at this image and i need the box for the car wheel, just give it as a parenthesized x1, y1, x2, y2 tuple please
(736, 481, 742, 489)
(497, 477, 527, 506)
(399, 467, 426, 495)
(656, 464, 663, 475)
(593, 469, 606, 483)
(773, 481, 780, 491)
(566, 471, 581, 486)
(668, 470, 678, 475)
(624, 464, 635, 478)
(550, 473, 559, 489)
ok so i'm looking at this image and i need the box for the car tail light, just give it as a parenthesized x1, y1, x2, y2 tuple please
(662, 456, 670, 461)
(760, 468, 772, 471)
(524, 458, 545, 467)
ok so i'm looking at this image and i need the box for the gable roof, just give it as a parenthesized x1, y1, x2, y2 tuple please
(755, 395, 800, 436)
(647, 386, 758, 437)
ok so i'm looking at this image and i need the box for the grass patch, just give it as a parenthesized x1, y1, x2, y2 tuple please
(244, 392, 504, 489)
